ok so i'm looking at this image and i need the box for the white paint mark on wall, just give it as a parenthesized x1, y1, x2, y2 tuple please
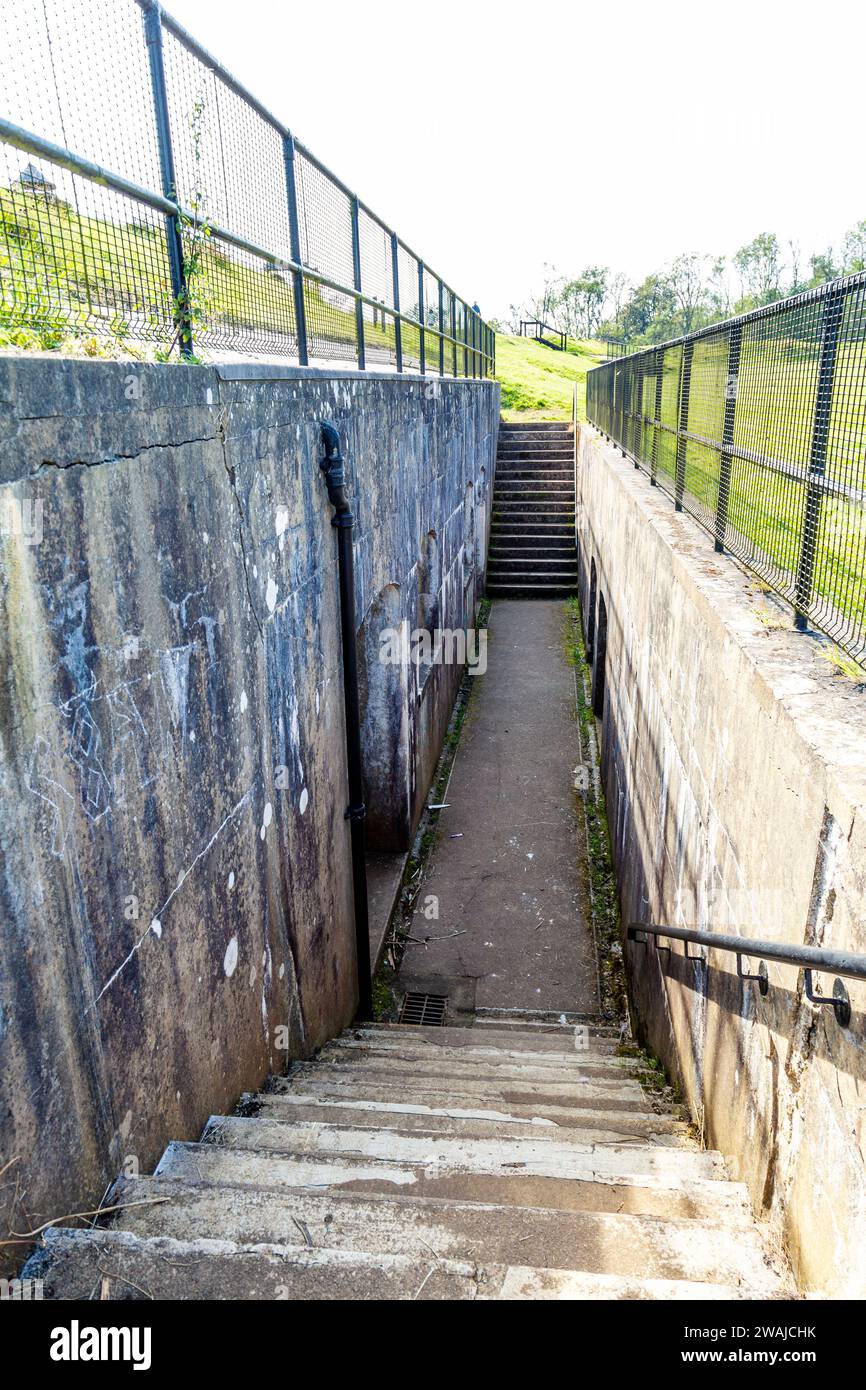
(266, 576, 278, 613)
(223, 936, 239, 978)
(275, 505, 290, 538)
(227, 871, 235, 891)
(150, 919, 162, 939)
(240, 690, 248, 713)
(299, 787, 308, 815)
(260, 800, 273, 840)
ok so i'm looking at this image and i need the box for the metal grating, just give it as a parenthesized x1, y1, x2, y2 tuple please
(399, 992, 447, 1027)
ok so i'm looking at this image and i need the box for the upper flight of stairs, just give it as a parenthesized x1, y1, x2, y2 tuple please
(25, 1019, 790, 1300)
(487, 421, 578, 598)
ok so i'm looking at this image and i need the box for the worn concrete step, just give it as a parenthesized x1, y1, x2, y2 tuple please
(27, 1228, 769, 1301)
(494, 492, 575, 508)
(204, 1115, 729, 1183)
(233, 1098, 686, 1148)
(489, 1268, 780, 1300)
(273, 1070, 652, 1113)
(315, 1039, 633, 1067)
(487, 572, 578, 587)
(489, 548, 577, 561)
(23, 1227, 492, 1301)
(247, 1093, 687, 1142)
(284, 1054, 630, 1092)
(487, 583, 579, 597)
(497, 448, 572, 459)
(155, 1141, 753, 1225)
(489, 559, 578, 577)
(498, 431, 573, 441)
(491, 520, 575, 533)
(495, 477, 574, 490)
(106, 1176, 782, 1291)
(329, 1025, 628, 1061)
(495, 475, 573, 486)
(474, 1008, 622, 1035)
(494, 497, 574, 507)
(499, 424, 573, 436)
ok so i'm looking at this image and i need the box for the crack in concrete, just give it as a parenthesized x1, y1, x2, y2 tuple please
(24, 434, 218, 481)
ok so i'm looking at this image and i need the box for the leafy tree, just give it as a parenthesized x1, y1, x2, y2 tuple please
(558, 266, 609, 337)
(842, 219, 866, 273)
(665, 253, 708, 333)
(733, 232, 782, 306)
(809, 249, 838, 286)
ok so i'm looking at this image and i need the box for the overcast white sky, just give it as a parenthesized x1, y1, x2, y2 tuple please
(166, 0, 866, 322)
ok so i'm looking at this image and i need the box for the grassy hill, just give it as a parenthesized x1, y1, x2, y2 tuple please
(495, 334, 608, 422)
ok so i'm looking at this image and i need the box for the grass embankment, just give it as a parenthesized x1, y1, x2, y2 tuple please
(494, 333, 608, 422)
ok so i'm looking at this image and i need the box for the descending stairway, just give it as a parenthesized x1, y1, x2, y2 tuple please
(487, 420, 578, 597)
(26, 1017, 790, 1300)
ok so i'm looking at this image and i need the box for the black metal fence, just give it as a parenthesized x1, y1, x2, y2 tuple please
(586, 275, 866, 666)
(0, 0, 494, 375)
(520, 319, 566, 351)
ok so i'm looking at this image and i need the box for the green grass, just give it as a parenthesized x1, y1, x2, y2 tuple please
(0, 183, 415, 362)
(495, 333, 608, 421)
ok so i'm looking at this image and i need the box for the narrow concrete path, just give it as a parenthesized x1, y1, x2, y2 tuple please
(398, 599, 599, 1015)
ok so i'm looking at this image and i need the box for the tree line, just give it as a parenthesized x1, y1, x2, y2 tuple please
(503, 220, 866, 346)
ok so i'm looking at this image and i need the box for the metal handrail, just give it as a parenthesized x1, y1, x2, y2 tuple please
(628, 922, 866, 1027)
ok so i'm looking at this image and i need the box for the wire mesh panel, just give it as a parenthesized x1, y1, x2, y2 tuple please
(396, 241, 421, 371)
(585, 275, 866, 666)
(358, 206, 396, 368)
(0, 0, 493, 372)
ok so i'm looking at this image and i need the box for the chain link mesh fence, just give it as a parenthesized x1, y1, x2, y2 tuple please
(586, 276, 866, 666)
(0, 0, 494, 374)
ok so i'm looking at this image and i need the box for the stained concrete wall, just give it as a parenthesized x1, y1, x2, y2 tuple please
(0, 357, 498, 1254)
(576, 422, 866, 1297)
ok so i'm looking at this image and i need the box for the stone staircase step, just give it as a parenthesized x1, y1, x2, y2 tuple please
(22, 1004, 791, 1301)
(25, 1228, 491, 1301)
(102, 1176, 784, 1291)
(272, 1071, 653, 1113)
(489, 559, 578, 576)
(155, 1141, 753, 1225)
(246, 1093, 688, 1142)
(486, 584, 579, 597)
(26, 1227, 770, 1302)
(314, 1046, 640, 1083)
(203, 1115, 730, 1182)
(317, 1037, 631, 1070)
(339, 1022, 618, 1054)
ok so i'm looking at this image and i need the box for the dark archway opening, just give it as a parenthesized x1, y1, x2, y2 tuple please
(592, 591, 608, 719)
(587, 557, 598, 662)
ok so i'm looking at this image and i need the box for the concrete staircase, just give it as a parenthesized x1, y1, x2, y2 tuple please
(25, 1018, 790, 1300)
(487, 421, 578, 597)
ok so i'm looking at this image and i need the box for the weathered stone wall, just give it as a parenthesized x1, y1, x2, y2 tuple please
(576, 422, 866, 1297)
(0, 357, 498, 1254)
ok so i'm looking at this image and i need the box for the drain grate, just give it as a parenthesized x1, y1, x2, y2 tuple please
(399, 992, 448, 1027)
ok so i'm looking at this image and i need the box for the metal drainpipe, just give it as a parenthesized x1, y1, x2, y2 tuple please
(319, 421, 373, 1021)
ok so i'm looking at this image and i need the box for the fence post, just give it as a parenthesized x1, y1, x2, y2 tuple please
(351, 195, 365, 370)
(418, 261, 426, 376)
(438, 280, 445, 377)
(635, 359, 645, 467)
(282, 133, 308, 366)
(390, 233, 402, 373)
(142, 0, 192, 358)
(715, 323, 742, 552)
(650, 348, 663, 485)
(794, 284, 846, 628)
(451, 293, 458, 377)
(675, 340, 693, 511)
